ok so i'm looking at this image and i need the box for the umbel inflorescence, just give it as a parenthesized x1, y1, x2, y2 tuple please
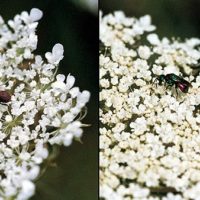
(0, 8, 90, 200)
(100, 11, 200, 200)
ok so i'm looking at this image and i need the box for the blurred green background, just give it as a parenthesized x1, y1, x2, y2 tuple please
(100, 0, 200, 39)
(0, 0, 98, 200)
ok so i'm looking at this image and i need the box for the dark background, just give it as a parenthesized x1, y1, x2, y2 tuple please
(0, 0, 98, 200)
(100, 0, 200, 39)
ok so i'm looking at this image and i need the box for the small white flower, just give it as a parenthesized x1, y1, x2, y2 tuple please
(139, 15, 156, 32)
(19, 152, 31, 161)
(63, 133, 73, 146)
(66, 74, 76, 89)
(45, 43, 64, 64)
(30, 8, 43, 22)
(138, 45, 151, 60)
(69, 87, 80, 98)
(147, 33, 160, 45)
(5, 115, 12, 122)
(17, 180, 35, 200)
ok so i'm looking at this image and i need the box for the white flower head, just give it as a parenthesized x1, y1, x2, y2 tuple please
(100, 11, 200, 200)
(0, 8, 90, 200)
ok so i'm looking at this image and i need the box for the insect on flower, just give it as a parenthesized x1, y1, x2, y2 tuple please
(153, 73, 191, 95)
(0, 91, 11, 103)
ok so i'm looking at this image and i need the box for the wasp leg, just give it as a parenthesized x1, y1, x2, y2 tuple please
(175, 87, 179, 98)
(166, 84, 177, 96)
(152, 77, 158, 87)
(165, 85, 171, 95)
(0, 102, 9, 106)
(166, 84, 171, 91)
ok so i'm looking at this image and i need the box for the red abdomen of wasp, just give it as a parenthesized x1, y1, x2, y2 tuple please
(0, 91, 11, 103)
(177, 82, 190, 93)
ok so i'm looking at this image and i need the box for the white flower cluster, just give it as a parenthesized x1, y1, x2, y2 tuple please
(0, 8, 90, 200)
(100, 11, 200, 200)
